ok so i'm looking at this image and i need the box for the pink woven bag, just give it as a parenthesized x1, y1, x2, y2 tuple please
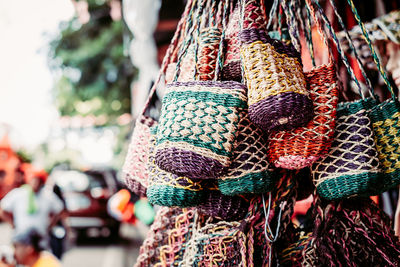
(122, 2, 190, 196)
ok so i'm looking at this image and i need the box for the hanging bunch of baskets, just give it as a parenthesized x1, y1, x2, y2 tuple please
(121, 0, 400, 265)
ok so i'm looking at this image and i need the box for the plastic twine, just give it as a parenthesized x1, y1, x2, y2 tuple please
(262, 193, 285, 267)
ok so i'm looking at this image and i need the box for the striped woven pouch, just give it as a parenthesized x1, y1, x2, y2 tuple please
(312, 98, 382, 200)
(239, 27, 313, 132)
(198, 181, 249, 221)
(147, 127, 206, 207)
(155, 80, 247, 179)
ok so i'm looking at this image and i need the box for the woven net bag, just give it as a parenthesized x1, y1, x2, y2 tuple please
(122, 116, 157, 197)
(218, 111, 276, 196)
(147, 127, 205, 207)
(267, 61, 339, 169)
(370, 99, 400, 192)
(312, 98, 381, 200)
(156, 81, 247, 179)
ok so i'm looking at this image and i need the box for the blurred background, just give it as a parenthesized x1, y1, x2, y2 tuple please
(0, 0, 184, 266)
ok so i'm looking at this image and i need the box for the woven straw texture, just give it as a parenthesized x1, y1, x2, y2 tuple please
(181, 219, 248, 267)
(122, 116, 157, 196)
(147, 130, 205, 208)
(134, 207, 182, 266)
(370, 99, 400, 191)
(154, 208, 196, 266)
(279, 232, 313, 266)
(218, 111, 276, 196)
(197, 27, 222, 81)
(198, 186, 249, 221)
(240, 31, 313, 132)
(242, 0, 267, 30)
(312, 98, 381, 200)
(267, 62, 339, 169)
(156, 80, 247, 179)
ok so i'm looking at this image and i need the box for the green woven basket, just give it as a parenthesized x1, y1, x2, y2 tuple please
(312, 98, 381, 200)
(147, 127, 205, 207)
(218, 113, 276, 196)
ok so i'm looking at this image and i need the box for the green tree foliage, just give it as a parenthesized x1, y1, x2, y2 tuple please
(49, 0, 136, 123)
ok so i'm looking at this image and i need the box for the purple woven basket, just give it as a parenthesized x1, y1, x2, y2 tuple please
(198, 186, 249, 221)
(239, 28, 313, 132)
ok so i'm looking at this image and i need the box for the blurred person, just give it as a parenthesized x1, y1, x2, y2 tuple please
(49, 183, 70, 259)
(0, 169, 63, 249)
(12, 228, 61, 267)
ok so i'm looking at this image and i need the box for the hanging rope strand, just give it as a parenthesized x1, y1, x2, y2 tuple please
(346, 0, 395, 99)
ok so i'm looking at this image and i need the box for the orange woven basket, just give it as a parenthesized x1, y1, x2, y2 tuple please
(267, 62, 339, 169)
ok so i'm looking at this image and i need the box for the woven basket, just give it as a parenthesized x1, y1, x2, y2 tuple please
(122, 116, 157, 196)
(370, 99, 400, 192)
(147, 127, 205, 207)
(196, 27, 222, 81)
(267, 62, 339, 169)
(240, 28, 313, 132)
(312, 98, 381, 200)
(155, 81, 247, 179)
(218, 112, 277, 195)
(221, 4, 242, 82)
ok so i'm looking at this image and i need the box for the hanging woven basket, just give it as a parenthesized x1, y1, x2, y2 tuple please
(147, 127, 206, 207)
(267, 61, 339, 169)
(312, 98, 382, 200)
(218, 112, 277, 196)
(122, 116, 157, 196)
(155, 80, 247, 179)
(240, 28, 313, 132)
(370, 99, 400, 192)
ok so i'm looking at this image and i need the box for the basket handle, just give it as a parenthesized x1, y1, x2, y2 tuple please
(280, 0, 302, 52)
(304, 0, 334, 65)
(139, 0, 193, 117)
(172, 0, 203, 82)
(346, 0, 396, 101)
(314, 0, 378, 100)
(306, 0, 373, 99)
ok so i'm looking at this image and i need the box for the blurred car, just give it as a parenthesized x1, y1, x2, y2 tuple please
(49, 169, 121, 238)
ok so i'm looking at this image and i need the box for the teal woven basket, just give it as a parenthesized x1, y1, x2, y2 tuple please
(155, 81, 247, 180)
(147, 127, 205, 207)
(218, 113, 276, 196)
(370, 99, 400, 192)
(312, 98, 381, 200)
